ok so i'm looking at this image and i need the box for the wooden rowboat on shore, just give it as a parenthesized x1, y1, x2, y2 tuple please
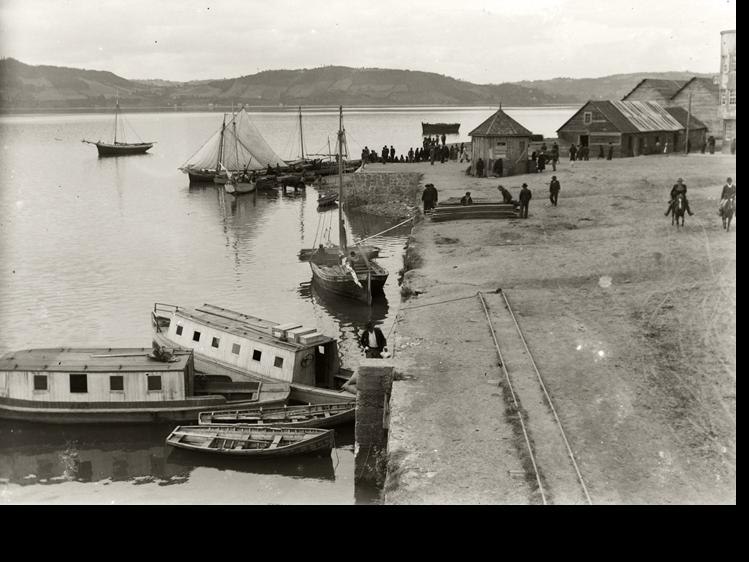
(166, 425, 334, 457)
(198, 401, 356, 428)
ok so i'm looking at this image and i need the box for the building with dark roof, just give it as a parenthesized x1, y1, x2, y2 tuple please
(468, 107, 533, 176)
(557, 100, 706, 157)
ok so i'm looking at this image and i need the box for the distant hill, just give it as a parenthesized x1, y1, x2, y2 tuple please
(0, 58, 718, 110)
(514, 71, 716, 102)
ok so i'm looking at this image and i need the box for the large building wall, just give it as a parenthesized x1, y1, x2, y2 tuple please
(623, 82, 675, 104)
(719, 30, 736, 146)
(671, 83, 722, 136)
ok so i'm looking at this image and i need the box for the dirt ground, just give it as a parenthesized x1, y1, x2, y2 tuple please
(383, 153, 736, 504)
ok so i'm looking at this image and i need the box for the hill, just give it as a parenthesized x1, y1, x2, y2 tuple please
(514, 71, 715, 102)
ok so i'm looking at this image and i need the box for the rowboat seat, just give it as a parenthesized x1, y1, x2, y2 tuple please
(268, 435, 283, 449)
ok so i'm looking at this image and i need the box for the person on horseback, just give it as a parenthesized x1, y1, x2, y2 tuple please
(719, 177, 736, 216)
(665, 178, 694, 217)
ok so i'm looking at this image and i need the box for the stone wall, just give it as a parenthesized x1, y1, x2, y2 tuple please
(342, 171, 422, 218)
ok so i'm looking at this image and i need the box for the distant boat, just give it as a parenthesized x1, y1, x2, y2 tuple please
(179, 108, 286, 184)
(165, 425, 334, 457)
(82, 97, 154, 156)
(422, 122, 460, 135)
(198, 401, 356, 428)
(317, 191, 339, 207)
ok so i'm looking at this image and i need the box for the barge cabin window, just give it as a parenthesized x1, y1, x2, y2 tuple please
(110, 375, 124, 391)
(147, 375, 162, 391)
(34, 375, 48, 391)
(274, 356, 284, 368)
(70, 374, 88, 393)
(192, 330, 201, 342)
(212, 337, 220, 349)
(231, 343, 241, 355)
(176, 325, 183, 336)
(252, 349, 262, 362)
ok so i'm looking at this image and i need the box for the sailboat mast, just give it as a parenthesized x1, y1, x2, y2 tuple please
(338, 105, 346, 251)
(299, 106, 305, 160)
(113, 92, 119, 144)
(216, 113, 227, 171)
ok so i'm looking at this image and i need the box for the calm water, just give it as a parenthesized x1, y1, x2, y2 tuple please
(0, 106, 575, 504)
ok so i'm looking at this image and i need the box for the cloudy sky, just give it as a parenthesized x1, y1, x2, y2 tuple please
(0, 0, 736, 83)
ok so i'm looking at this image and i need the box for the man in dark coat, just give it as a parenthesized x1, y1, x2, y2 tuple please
(360, 322, 387, 358)
(408, 147, 414, 162)
(381, 145, 388, 163)
(519, 183, 532, 218)
(551, 143, 559, 171)
(460, 191, 473, 205)
(390, 146, 396, 162)
(549, 176, 561, 206)
(537, 152, 546, 172)
(708, 136, 716, 154)
(719, 177, 736, 216)
(422, 183, 438, 212)
(569, 144, 577, 161)
(476, 157, 485, 177)
(665, 177, 694, 216)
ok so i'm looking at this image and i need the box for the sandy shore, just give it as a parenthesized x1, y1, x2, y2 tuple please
(382, 153, 736, 504)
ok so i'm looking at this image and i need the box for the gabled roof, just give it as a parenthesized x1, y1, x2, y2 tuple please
(622, 79, 688, 101)
(557, 100, 684, 133)
(664, 106, 708, 130)
(0, 348, 192, 373)
(469, 108, 533, 137)
(670, 77, 720, 99)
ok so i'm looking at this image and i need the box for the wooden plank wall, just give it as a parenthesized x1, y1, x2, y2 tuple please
(671, 84, 722, 137)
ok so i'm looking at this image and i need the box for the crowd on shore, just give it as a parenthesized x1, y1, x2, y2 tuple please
(360, 135, 469, 166)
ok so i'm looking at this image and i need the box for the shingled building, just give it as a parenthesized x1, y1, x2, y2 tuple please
(468, 108, 533, 177)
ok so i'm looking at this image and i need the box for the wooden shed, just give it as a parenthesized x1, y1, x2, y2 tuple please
(622, 79, 687, 104)
(669, 77, 721, 136)
(557, 100, 704, 157)
(468, 108, 532, 177)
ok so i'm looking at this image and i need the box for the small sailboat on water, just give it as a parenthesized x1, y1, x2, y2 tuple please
(82, 96, 154, 156)
(308, 107, 389, 305)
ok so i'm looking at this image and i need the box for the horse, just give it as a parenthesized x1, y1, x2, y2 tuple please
(721, 197, 736, 232)
(672, 192, 687, 228)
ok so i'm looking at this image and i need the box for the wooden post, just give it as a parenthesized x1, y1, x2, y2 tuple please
(354, 359, 394, 487)
(684, 91, 692, 154)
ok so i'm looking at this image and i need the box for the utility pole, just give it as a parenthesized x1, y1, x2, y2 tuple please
(684, 91, 693, 155)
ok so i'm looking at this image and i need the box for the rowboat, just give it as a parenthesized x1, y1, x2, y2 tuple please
(165, 425, 334, 457)
(317, 192, 339, 208)
(198, 401, 356, 428)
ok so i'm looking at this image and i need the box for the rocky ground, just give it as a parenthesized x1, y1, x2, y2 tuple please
(382, 154, 736, 504)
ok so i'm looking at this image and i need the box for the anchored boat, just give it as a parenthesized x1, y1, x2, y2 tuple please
(198, 401, 356, 428)
(166, 425, 334, 457)
(0, 347, 289, 424)
(151, 303, 355, 404)
(82, 96, 154, 156)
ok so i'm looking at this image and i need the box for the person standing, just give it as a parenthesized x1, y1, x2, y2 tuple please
(421, 183, 438, 212)
(730, 137, 736, 154)
(569, 143, 577, 161)
(537, 152, 546, 172)
(663, 141, 670, 155)
(408, 147, 414, 162)
(430, 145, 436, 166)
(607, 142, 614, 160)
(551, 142, 559, 171)
(598, 145, 605, 159)
(360, 322, 387, 359)
(476, 157, 485, 177)
(519, 183, 532, 218)
(362, 146, 370, 163)
(708, 136, 716, 154)
(549, 176, 561, 206)
(441, 133, 446, 146)
(381, 145, 388, 163)
(390, 145, 396, 162)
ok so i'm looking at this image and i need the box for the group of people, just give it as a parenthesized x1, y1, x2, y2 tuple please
(360, 140, 469, 166)
(568, 142, 614, 162)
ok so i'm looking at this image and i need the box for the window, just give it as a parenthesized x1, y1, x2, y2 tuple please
(729, 90, 736, 105)
(147, 375, 162, 391)
(721, 90, 728, 105)
(231, 343, 241, 355)
(274, 356, 284, 368)
(33, 375, 48, 391)
(730, 54, 736, 71)
(252, 349, 262, 362)
(176, 325, 183, 336)
(318, 346, 325, 354)
(110, 375, 124, 391)
(723, 56, 729, 72)
(583, 112, 592, 125)
(70, 374, 88, 393)
(192, 330, 201, 342)
(211, 337, 220, 349)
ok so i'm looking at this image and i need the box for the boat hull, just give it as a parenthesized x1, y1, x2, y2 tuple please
(166, 425, 334, 457)
(224, 181, 256, 195)
(310, 262, 388, 303)
(0, 393, 288, 425)
(198, 402, 356, 429)
(186, 170, 216, 183)
(95, 142, 153, 156)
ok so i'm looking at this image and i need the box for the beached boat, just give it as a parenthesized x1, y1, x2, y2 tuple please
(317, 192, 339, 207)
(179, 108, 286, 184)
(166, 425, 334, 457)
(308, 107, 389, 305)
(151, 303, 355, 404)
(198, 401, 356, 428)
(0, 347, 289, 424)
(422, 122, 460, 135)
(82, 97, 154, 156)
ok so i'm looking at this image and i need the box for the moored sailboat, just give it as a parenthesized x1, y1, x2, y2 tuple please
(82, 96, 154, 156)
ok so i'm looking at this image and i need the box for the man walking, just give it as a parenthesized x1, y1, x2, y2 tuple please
(519, 183, 532, 218)
(549, 176, 561, 206)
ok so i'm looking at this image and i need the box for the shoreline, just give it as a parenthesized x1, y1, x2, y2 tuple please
(382, 154, 736, 504)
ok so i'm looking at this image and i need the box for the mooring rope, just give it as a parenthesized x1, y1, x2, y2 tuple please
(356, 216, 415, 244)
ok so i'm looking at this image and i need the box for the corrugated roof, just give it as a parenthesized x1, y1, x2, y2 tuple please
(670, 77, 720, 99)
(622, 78, 688, 101)
(610, 100, 683, 132)
(0, 348, 192, 372)
(469, 108, 533, 137)
(664, 106, 708, 130)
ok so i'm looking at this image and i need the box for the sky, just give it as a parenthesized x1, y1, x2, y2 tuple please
(0, 0, 736, 84)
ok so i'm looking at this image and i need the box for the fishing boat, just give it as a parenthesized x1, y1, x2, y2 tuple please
(298, 244, 380, 262)
(165, 425, 334, 457)
(179, 107, 286, 184)
(422, 122, 460, 135)
(82, 97, 154, 156)
(317, 192, 339, 208)
(151, 303, 355, 404)
(223, 171, 256, 195)
(308, 107, 389, 305)
(0, 346, 289, 424)
(198, 401, 356, 428)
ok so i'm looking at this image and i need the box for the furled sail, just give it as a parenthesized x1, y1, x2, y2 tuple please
(180, 108, 286, 173)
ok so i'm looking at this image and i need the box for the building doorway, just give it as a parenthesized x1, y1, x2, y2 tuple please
(579, 135, 589, 147)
